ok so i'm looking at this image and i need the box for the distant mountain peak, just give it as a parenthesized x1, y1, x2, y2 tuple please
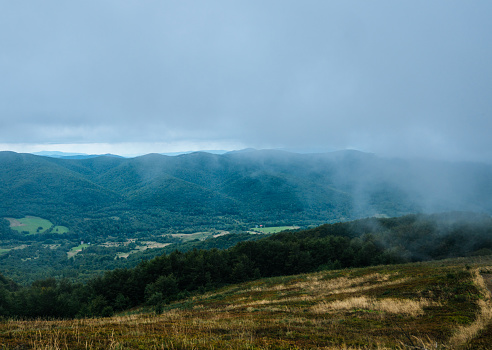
(33, 151, 89, 158)
(32, 151, 123, 159)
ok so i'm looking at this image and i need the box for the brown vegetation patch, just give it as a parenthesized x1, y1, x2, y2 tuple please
(311, 296, 439, 317)
(5, 218, 24, 227)
(2, 261, 492, 349)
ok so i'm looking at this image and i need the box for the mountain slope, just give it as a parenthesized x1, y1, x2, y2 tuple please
(0, 152, 122, 217)
(1, 150, 492, 225)
(1, 257, 491, 349)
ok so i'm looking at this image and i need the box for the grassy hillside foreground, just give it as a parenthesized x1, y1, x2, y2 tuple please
(2, 257, 492, 349)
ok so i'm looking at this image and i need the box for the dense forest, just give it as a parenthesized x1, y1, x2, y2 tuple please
(1, 212, 491, 319)
(2, 149, 492, 228)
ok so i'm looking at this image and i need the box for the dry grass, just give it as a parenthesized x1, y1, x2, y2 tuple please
(446, 269, 492, 348)
(2, 259, 492, 349)
(312, 296, 439, 317)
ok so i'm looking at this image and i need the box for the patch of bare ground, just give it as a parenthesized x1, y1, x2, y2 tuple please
(5, 218, 24, 227)
(66, 250, 79, 258)
(116, 242, 172, 259)
(139, 241, 172, 249)
(100, 239, 137, 248)
(213, 231, 230, 238)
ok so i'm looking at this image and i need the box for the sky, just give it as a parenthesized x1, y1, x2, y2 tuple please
(0, 1, 491, 160)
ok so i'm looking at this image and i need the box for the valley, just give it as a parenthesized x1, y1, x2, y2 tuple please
(2, 0, 489, 347)
(1, 150, 492, 348)
(1, 149, 491, 284)
(0, 215, 272, 285)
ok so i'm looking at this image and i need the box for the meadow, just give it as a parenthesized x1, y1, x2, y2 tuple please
(6, 216, 69, 235)
(0, 248, 10, 255)
(249, 226, 300, 234)
(2, 256, 492, 349)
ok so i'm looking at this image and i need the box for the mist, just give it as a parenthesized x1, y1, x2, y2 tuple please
(0, 1, 491, 162)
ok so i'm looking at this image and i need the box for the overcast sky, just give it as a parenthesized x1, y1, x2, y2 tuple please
(1, 1, 491, 160)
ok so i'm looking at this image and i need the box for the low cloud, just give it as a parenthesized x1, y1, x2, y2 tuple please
(0, 1, 491, 161)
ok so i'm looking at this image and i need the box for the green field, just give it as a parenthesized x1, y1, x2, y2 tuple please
(250, 225, 299, 234)
(6, 216, 69, 235)
(70, 243, 89, 252)
(0, 248, 10, 255)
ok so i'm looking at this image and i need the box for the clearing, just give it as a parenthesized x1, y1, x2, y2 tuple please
(171, 230, 230, 242)
(116, 241, 171, 259)
(67, 243, 90, 258)
(6, 216, 69, 235)
(249, 225, 300, 234)
(0, 248, 10, 255)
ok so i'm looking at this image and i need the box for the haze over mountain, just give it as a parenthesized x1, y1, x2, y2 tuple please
(1, 149, 491, 227)
(1, 2, 491, 162)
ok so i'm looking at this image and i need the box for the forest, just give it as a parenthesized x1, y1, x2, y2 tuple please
(2, 149, 492, 285)
(2, 149, 492, 228)
(1, 212, 492, 319)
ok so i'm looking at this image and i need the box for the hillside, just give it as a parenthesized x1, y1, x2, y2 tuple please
(1, 149, 492, 229)
(2, 212, 492, 318)
(2, 257, 492, 349)
(2, 148, 492, 286)
(2, 210, 492, 286)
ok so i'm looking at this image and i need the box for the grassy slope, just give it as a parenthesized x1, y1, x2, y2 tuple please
(7, 216, 69, 235)
(2, 256, 492, 349)
(7, 216, 53, 234)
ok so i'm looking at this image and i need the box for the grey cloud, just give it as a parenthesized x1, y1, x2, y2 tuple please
(0, 1, 491, 160)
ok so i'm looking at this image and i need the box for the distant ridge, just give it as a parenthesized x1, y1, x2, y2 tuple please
(32, 150, 230, 158)
(1, 149, 491, 225)
(33, 151, 123, 159)
(33, 151, 89, 158)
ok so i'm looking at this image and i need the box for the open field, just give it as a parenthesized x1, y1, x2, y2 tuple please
(0, 248, 10, 255)
(116, 241, 171, 259)
(67, 243, 90, 258)
(2, 256, 492, 349)
(70, 243, 90, 252)
(5, 216, 69, 235)
(6, 216, 52, 234)
(250, 226, 300, 234)
(171, 231, 230, 242)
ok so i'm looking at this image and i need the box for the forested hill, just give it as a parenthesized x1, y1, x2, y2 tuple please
(1, 212, 492, 319)
(1, 149, 492, 226)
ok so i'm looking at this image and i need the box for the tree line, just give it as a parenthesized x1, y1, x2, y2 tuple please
(0, 233, 400, 318)
(1, 212, 492, 319)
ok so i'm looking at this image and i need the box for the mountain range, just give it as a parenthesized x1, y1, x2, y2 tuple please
(1, 149, 491, 226)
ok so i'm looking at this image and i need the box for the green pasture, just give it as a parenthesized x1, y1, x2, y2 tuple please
(6, 216, 69, 235)
(8, 216, 53, 234)
(70, 243, 89, 252)
(249, 226, 299, 234)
